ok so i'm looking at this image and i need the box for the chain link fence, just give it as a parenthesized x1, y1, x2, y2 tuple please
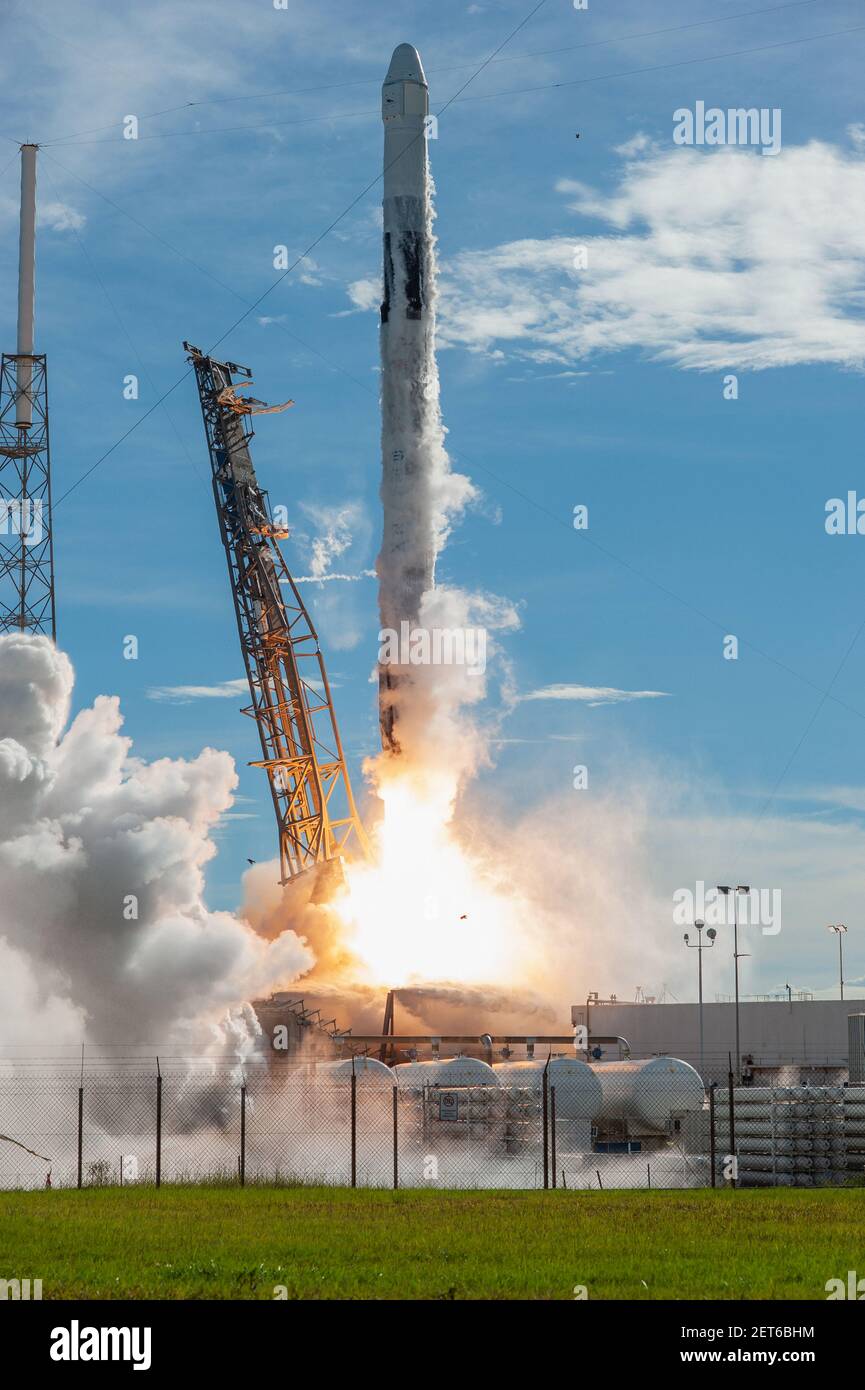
(1, 1059, 862, 1191)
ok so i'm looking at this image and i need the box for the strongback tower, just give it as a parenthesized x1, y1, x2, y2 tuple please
(0, 144, 56, 638)
(184, 343, 368, 885)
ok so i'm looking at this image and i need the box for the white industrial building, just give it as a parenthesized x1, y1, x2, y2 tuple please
(572, 997, 865, 1086)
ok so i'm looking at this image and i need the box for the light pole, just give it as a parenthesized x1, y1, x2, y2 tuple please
(827, 924, 847, 1000)
(684, 918, 717, 1076)
(718, 884, 751, 1082)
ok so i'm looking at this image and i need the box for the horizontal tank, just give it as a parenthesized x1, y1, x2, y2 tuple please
(393, 1057, 500, 1089)
(313, 1057, 395, 1086)
(591, 1057, 704, 1133)
(493, 1058, 602, 1121)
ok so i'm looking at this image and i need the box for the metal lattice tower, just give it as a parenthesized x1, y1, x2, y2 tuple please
(0, 146, 55, 639)
(184, 343, 368, 885)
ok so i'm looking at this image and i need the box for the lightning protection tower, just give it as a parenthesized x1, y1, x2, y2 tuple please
(0, 144, 56, 638)
(184, 343, 368, 885)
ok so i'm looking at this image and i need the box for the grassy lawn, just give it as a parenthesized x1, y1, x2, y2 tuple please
(0, 1186, 862, 1300)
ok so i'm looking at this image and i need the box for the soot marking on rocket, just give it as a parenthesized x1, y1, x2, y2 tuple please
(401, 230, 425, 321)
(381, 232, 394, 324)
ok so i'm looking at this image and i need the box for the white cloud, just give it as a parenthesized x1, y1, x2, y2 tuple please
(343, 277, 380, 314)
(297, 255, 323, 286)
(147, 678, 248, 704)
(434, 136, 865, 372)
(289, 501, 373, 651)
(613, 131, 652, 159)
(779, 785, 865, 815)
(295, 500, 369, 580)
(0, 196, 85, 233)
(520, 684, 670, 707)
(40, 200, 85, 232)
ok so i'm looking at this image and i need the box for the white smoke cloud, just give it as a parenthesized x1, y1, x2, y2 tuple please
(0, 634, 312, 1044)
(377, 584, 521, 790)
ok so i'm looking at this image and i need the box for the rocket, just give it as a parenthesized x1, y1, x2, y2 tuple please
(381, 44, 429, 328)
(377, 44, 438, 753)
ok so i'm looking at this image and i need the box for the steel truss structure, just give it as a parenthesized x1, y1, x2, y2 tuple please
(0, 353, 55, 637)
(185, 343, 368, 884)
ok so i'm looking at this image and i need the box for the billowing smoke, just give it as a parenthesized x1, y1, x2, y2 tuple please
(0, 633, 311, 1044)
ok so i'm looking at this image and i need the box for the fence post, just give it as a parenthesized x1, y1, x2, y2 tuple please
(77, 1085, 83, 1190)
(392, 1085, 398, 1190)
(155, 1063, 162, 1189)
(727, 1066, 737, 1189)
(240, 1083, 246, 1187)
(350, 1062, 357, 1188)
(550, 1085, 557, 1189)
(541, 1059, 550, 1190)
(708, 1082, 716, 1188)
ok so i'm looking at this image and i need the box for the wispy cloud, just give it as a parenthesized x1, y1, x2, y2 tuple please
(0, 196, 85, 232)
(342, 277, 379, 315)
(146, 679, 248, 704)
(520, 684, 670, 707)
(148, 675, 333, 704)
(293, 501, 369, 581)
(288, 501, 373, 650)
(775, 786, 865, 815)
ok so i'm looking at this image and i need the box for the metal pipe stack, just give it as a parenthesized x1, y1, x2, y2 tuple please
(714, 1086, 849, 1187)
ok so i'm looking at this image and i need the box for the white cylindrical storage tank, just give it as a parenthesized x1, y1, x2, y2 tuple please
(315, 1057, 395, 1086)
(394, 1057, 500, 1088)
(393, 1057, 501, 1144)
(591, 1057, 705, 1133)
(493, 1058, 602, 1121)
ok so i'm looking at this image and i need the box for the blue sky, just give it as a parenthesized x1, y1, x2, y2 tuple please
(2, 0, 865, 1002)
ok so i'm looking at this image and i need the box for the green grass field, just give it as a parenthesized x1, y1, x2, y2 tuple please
(1, 1186, 862, 1300)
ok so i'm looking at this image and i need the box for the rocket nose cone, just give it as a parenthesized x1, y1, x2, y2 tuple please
(385, 43, 427, 86)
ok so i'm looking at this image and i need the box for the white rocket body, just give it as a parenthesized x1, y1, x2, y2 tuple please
(378, 44, 440, 752)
